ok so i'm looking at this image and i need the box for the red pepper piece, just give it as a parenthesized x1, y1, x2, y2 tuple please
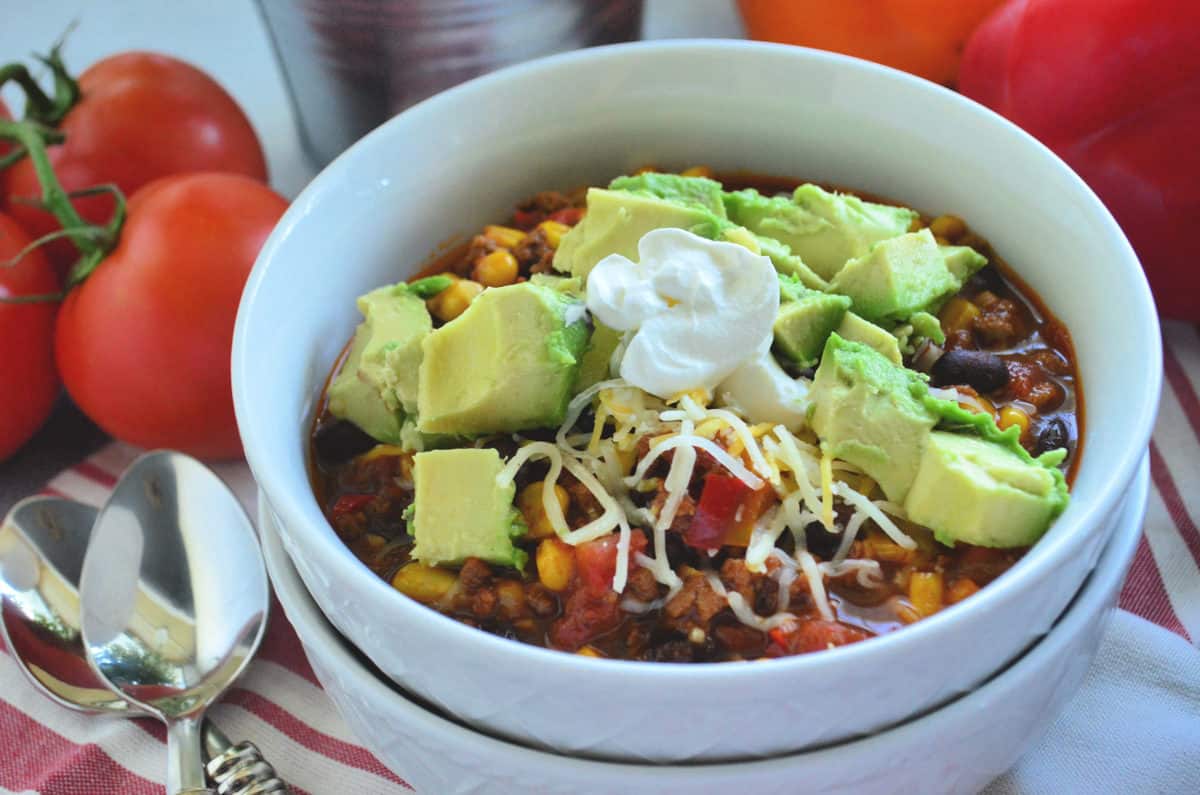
(684, 473, 753, 550)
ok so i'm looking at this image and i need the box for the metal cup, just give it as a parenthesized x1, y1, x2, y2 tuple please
(256, 0, 644, 167)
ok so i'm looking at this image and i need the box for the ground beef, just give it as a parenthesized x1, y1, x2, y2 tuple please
(514, 191, 573, 229)
(458, 234, 498, 276)
(719, 558, 756, 604)
(973, 298, 1024, 346)
(649, 488, 696, 535)
(459, 558, 492, 592)
(663, 573, 726, 633)
(626, 566, 661, 602)
(513, 227, 556, 274)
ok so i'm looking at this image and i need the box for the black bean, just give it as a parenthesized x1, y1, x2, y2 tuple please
(930, 349, 1010, 393)
(313, 419, 377, 465)
(804, 521, 841, 561)
(965, 264, 1005, 294)
(1034, 417, 1070, 456)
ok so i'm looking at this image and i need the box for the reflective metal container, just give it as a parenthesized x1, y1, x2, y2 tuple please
(256, 0, 644, 166)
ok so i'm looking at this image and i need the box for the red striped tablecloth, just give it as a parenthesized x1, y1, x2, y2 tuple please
(2, 320, 1198, 794)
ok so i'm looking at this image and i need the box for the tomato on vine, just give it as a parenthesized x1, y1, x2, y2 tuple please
(1, 48, 267, 275)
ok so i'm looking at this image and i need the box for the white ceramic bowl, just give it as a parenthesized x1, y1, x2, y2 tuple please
(260, 458, 1149, 795)
(233, 41, 1162, 761)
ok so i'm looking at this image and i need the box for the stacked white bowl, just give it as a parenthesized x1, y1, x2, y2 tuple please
(232, 41, 1163, 786)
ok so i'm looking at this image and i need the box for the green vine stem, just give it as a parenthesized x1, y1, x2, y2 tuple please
(0, 39, 82, 167)
(0, 118, 125, 289)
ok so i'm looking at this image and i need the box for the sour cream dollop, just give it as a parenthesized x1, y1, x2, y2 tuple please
(586, 228, 779, 398)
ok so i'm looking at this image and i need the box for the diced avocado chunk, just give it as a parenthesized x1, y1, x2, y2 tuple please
(609, 173, 727, 215)
(724, 184, 916, 282)
(529, 273, 584, 296)
(942, 245, 988, 281)
(809, 334, 938, 502)
(754, 235, 829, 290)
(828, 229, 987, 325)
(327, 284, 433, 443)
(410, 448, 527, 568)
(417, 282, 590, 435)
(553, 188, 727, 279)
(576, 321, 623, 392)
(835, 312, 902, 365)
(904, 431, 1063, 547)
(773, 276, 852, 367)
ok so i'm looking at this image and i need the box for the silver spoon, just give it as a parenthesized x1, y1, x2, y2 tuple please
(78, 451, 272, 795)
(0, 493, 287, 793)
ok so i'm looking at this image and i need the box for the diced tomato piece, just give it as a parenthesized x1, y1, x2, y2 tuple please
(766, 620, 871, 657)
(549, 589, 622, 651)
(513, 208, 540, 229)
(685, 473, 753, 550)
(548, 207, 585, 226)
(331, 494, 374, 518)
(574, 532, 648, 597)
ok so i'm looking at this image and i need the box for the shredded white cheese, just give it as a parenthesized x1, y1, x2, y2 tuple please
(704, 573, 796, 631)
(833, 481, 917, 550)
(796, 549, 835, 622)
(556, 378, 627, 453)
(626, 433, 763, 490)
(496, 441, 568, 537)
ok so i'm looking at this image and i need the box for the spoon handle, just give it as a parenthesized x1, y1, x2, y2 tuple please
(207, 740, 291, 794)
(168, 715, 211, 794)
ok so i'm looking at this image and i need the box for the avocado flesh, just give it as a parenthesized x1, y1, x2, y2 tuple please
(553, 188, 727, 280)
(828, 229, 987, 325)
(410, 448, 527, 569)
(576, 321, 623, 393)
(835, 311, 903, 365)
(904, 431, 1060, 547)
(772, 276, 852, 367)
(417, 282, 590, 435)
(809, 334, 938, 502)
(724, 184, 916, 282)
(327, 284, 433, 444)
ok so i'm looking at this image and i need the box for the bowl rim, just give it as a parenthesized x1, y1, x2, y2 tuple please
(259, 455, 1149, 771)
(234, 39, 1163, 680)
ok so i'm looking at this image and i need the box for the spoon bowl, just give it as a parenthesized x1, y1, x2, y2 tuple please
(0, 496, 130, 714)
(81, 451, 269, 795)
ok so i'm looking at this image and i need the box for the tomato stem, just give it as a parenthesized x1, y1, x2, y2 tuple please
(0, 118, 125, 288)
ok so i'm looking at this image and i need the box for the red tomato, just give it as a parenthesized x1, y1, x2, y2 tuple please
(959, 0, 1200, 319)
(54, 173, 287, 460)
(1, 52, 267, 274)
(575, 532, 648, 597)
(766, 620, 871, 657)
(685, 473, 752, 550)
(0, 212, 60, 461)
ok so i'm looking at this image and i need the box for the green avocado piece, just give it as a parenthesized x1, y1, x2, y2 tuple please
(529, 273, 584, 296)
(327, 284, 433, 443)
(809, 334, 938, 502)
(904, 431, 1063, 547)
(410, 448, 527, 568)
(773, 275, 852, 367)
(724, 184, 916, 282)
(835, 312, 902, 365)
(828, 229, 971, 325)
(608, 173, 727, 215)
(754, 234, 830, 291)
(553, 188, 727, 279)
(417, 282, 590, 435)
(942, 245, 989, 281)
(576, 321, 623, 393)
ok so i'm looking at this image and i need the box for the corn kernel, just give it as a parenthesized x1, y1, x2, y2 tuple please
(961, 394, 996, 419)
(536, 537, 576, 592)
(998, 405, 1031, 438)
(633, 164, 659, 175)
(519, 481, 570, 539)
(948, 578, 980, 604)
(929, 214, 967, 241)
(430, 279, 483, 322)
(359, 444, 409, 462)
(536, 220, 571, 249)
(938, 296, 980, 335)
(680, 165, 714, 178)
(483, 224, 526, 249)
(909, 571, 945, 618)
(362, 534, 387, 552)
(577, 645, 603, 657)
(474, 249, 519, 287)
(391, 563, 456, 604)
